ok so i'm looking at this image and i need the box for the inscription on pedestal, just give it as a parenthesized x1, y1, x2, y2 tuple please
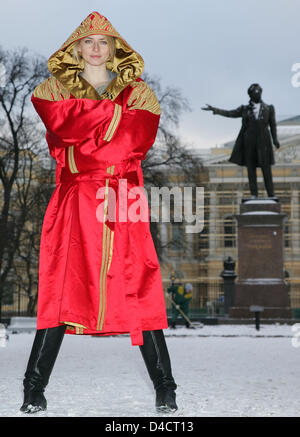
(246, 235, 272, 250)
(238, 226, 283, 280)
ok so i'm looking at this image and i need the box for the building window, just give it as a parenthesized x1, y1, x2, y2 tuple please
(169, 223, 185, 251)
(198, 221, 209, 250)
(284, 224, 290, 248)
(224, 216, 236, 248)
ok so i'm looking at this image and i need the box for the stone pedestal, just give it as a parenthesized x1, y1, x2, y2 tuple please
(229, 199, 292, 319)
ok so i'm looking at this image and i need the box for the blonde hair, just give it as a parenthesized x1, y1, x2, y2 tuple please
(72, 35, 116, 64)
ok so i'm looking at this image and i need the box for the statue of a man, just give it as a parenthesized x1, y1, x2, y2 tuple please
(202, 84, 280, 198)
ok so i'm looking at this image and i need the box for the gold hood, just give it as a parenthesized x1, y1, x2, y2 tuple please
(47, 11, 144, 101)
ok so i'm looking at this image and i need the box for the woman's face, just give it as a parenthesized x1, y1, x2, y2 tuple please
(78, 35, 110, 66)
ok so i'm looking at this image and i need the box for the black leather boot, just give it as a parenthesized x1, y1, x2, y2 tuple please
(139, 330, 178, 413)
(20, 325, 66, 414)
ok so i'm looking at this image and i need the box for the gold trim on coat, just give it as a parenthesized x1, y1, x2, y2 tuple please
(127, 80, 161, 115)
(103, 104, 122, 141)
(33, 76, 71, 101)
(96, 166, 115, 330)
(68, 146, 79, 173)
(61, 321, 87, 334)
(106, 165, 115, 175)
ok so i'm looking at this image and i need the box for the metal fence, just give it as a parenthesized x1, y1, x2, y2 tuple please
(163, 278, 300, 320)
(3, 278, 300, 320)
(1, 291, 33, 318)
(2, 279, 225, 319)
(163, 278, 224, 319)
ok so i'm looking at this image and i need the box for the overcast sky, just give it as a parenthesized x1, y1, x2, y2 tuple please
(1, 0, 299, 150)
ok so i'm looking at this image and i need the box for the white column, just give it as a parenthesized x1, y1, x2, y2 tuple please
(292, 190, 299, 250)
(209, 188, 219, 257)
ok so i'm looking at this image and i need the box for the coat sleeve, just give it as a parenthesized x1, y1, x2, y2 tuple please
(113, 80, 161, 158)
(269, 104, 279, 144)
(31, 94, 122, 147)
(31, 77, 123, 148)
(213, 105, 243, 118)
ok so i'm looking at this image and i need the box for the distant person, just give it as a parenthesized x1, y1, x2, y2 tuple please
(167, 282, 193, 328)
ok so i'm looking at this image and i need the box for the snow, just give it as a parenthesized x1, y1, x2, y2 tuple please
(245, 200, 277, 204)
(7, 317, 37, 333)
(243, 211, 278, 215)
(1, 323, 300, 417)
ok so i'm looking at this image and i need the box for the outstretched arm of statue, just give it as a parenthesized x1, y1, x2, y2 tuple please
(202, 104, 243, 118)
(269, 105, 280, 149)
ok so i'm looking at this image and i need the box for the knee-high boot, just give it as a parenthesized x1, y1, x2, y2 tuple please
(139, 330, 177, 412)
(20, 325, 66, 413)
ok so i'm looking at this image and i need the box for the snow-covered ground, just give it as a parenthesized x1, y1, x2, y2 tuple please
(1, 323, 300, 417)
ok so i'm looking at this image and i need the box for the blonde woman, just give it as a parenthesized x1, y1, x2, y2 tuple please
(20, 11, 177, 414)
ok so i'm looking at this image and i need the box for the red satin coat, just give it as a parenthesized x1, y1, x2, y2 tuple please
(32, 78, 168, 346)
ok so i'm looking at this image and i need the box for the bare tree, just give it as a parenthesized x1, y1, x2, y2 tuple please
(0, 46, 49, 320)
(142, 72, 202, 184)
(14, 149, 55, 316)
(141, 73, 203, 260)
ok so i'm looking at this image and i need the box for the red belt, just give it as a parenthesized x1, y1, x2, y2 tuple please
(56, 153, 145, 231)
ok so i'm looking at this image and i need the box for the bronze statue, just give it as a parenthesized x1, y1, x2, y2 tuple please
(202, 84, 280, 198)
